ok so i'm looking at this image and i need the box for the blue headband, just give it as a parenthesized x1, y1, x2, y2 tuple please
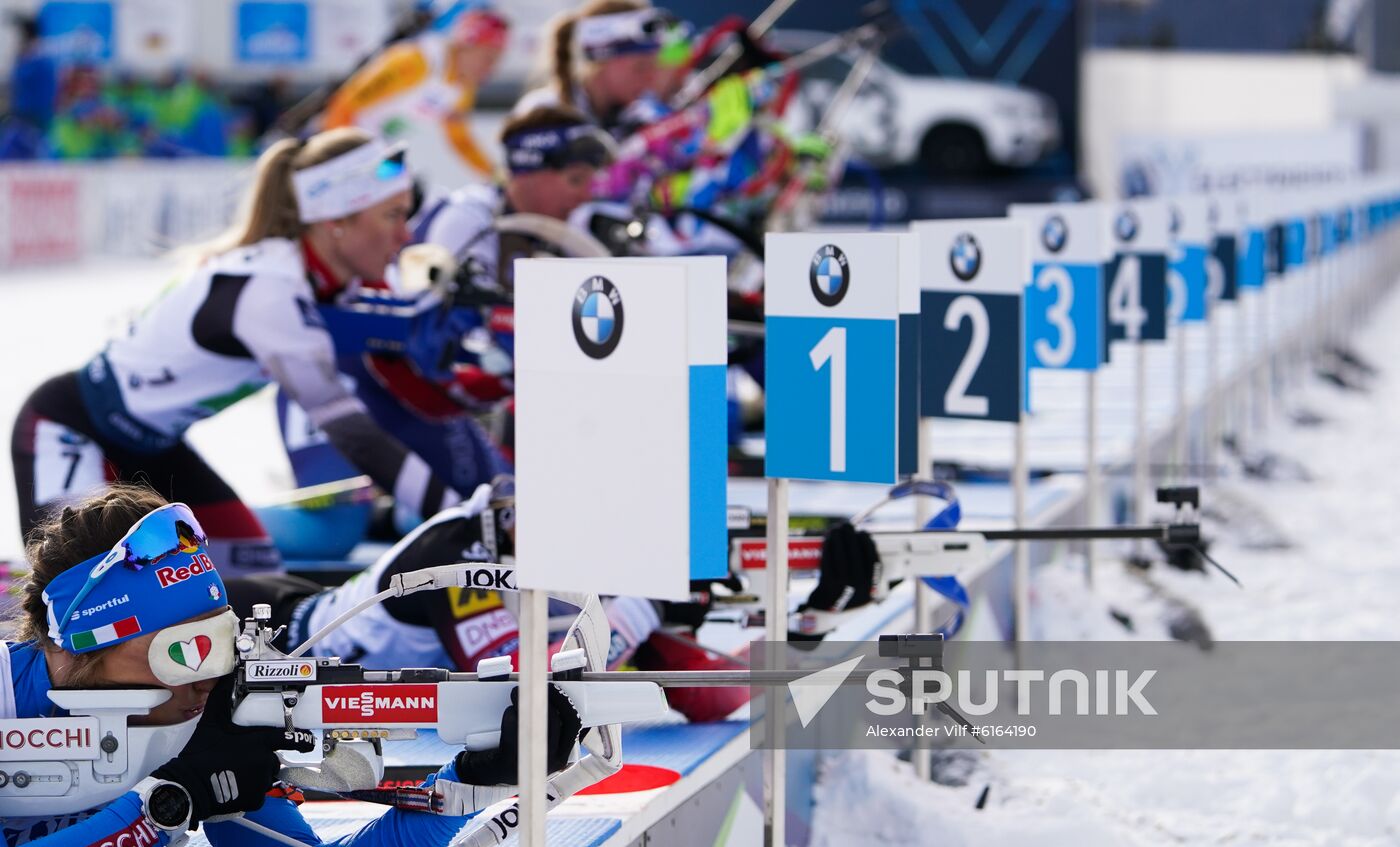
(43, 510, 227, 653)
(504, 124, 614, 175)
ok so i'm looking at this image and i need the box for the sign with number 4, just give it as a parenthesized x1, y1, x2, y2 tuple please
(1105, 199, 1170, 345)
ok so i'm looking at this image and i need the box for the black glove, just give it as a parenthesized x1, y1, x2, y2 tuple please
(454, 685, 582, 785)
(153, 676, 316, 823)
(801, 522, 881, 613)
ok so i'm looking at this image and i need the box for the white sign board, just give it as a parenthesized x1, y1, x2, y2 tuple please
(514, 257, 728, 600)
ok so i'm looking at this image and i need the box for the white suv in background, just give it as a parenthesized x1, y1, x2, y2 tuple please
(774, 30, 1061, 177)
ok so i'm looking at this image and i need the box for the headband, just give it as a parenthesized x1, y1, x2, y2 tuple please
(43, 504, 228, 655)
(575, 9, 671, 62)
(504, 123, 616, 175)
(292, 139, 412, 224)
(451, 9, 510, 48)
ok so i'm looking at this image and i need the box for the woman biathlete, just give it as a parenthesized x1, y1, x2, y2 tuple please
(11, 129, 461, 575)
(514, 0, 668, 136)
(323, 8, 511, 188)
(2, 483, 580, 847)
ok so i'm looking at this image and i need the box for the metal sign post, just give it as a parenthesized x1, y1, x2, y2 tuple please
(1168, 195, 1211, 477)
(1008, 201, 1108, 583)
(1206, 196, 1240, 474)
(1107, 200, 1170, 533)
(913, 219, 1028, 637)
(764, 232, 917, 842)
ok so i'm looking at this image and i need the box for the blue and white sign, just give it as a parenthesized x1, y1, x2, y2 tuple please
(1009, 202, 1105, 371)
(1208, 197, 1240, 303)
(915, 219, 1027, 423)
(1283, 197, 1309, 271)
(236, 1, 310, 64)
(39, 1, 113, 62)
(1238, 196, 1268, 291)
(1106, 200, 1169, 344)
(514, 257, 728, 598)
(764, 233, 918, 483)
(1168, 196, 1210, 323)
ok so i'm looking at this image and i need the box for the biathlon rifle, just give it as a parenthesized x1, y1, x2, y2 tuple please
(0, 562, 667, 847)
(710, 484, 1231, 637)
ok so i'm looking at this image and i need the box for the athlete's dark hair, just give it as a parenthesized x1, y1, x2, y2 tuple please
(13, 484, 169, 685)
(545, 0, 649, 107)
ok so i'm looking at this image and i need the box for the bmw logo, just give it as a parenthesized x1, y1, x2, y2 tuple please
(572, 276, 625, 359)
(1042, 215, 1068, 254)
(949, 233, 982, 282)
(1116, 209, 1139, 243)
(809, 244, 850, 307)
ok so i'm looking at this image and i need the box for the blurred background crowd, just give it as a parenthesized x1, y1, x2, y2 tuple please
(3, 13, 294, 159)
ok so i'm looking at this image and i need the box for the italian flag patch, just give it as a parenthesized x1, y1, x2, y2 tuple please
(70, 616, 141, 650)
(168, 635, 213, 671)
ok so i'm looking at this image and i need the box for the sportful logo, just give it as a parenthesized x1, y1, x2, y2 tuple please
(211, 770, 239, 804)
(572, 276, 625, 360)
(72, 593, 130, 620)
(809, 244, 851, 307)
(322, 684, 439, 722)
(949, 232, 983, 282)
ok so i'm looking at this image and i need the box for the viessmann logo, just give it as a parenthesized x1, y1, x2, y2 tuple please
(321, 684, 438, 722)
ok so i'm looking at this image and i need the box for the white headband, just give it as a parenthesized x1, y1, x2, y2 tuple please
(292, 139, 412, 224)
(575, 9, 666, 60)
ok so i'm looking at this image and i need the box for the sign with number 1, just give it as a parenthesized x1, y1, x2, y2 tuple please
(764, 233, 918, 483)
(1009, 202, 1105, 371)
(915, 219, 1027, 423)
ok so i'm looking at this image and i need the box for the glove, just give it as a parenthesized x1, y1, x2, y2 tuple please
(153, 676, 317, 823)
(800, 522, 881, 613)
(454, 685, 582, 785)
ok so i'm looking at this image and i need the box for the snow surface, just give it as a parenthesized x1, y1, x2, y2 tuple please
(811, 286, 1400, 845)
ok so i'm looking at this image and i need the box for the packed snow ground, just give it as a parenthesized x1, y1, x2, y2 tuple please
(811, 286, 1400, 844)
